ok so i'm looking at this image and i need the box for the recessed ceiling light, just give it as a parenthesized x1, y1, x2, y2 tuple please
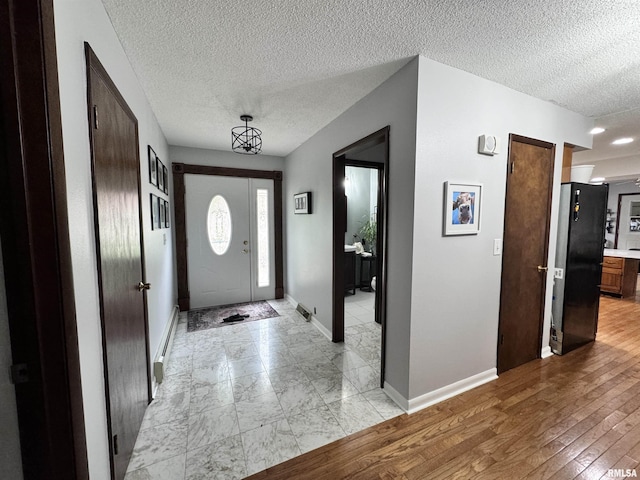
(612, 137, 633, 145)
(589, 127, 605, 134)
(590, 177, 605, 183)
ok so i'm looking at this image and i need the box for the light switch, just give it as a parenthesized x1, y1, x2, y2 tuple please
(493, 239, 503, 256)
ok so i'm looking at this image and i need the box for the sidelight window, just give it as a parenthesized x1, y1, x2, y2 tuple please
(256, 189, 270, 287)
(207, 195, 232, 255)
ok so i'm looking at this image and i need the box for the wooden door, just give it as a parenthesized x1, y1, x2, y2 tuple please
(497, 135, 555, 374)
(87, 46, 150, 479)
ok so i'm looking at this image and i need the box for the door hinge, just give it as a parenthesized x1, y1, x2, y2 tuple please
(93, 105, 99, 129)
(113, 434, 118, 455)
(500, 334, 504, 346)
(10, 363, 29, 384)
(510, 162, 515, 174)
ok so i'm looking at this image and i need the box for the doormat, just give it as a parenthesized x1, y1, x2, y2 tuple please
(187, 300, 280, 332)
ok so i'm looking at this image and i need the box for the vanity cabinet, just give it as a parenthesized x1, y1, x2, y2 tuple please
(601, 256, 640, 297)
(345, 251, 356, 295)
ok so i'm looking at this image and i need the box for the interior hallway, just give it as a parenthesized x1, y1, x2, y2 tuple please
(125, 292, 395, 479)
(247, 279, 640, 479)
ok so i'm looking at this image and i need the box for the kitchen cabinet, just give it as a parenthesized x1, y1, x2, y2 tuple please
(601, 255, 640, 297)
(345, 251, 356, 295)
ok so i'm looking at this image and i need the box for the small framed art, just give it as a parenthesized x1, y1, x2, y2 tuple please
(443, 182, 482, 235)
(164, 200, 170, 228)
(157, 158, 165, 192)
(294, 192, 312, 214)
(162, 165, 169, 194)
(150, 193, 160, 230)
(148, 146, 158, 186)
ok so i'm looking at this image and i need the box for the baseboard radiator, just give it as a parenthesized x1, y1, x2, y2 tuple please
(153, 305, 179, 385)
(296, 303, 311, 321)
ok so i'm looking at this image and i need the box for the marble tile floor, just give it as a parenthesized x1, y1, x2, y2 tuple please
(125, 297, 402, 479)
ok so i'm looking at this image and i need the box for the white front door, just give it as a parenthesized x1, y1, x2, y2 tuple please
(185, 174, 275, 308)
(617, 193, 640, 250)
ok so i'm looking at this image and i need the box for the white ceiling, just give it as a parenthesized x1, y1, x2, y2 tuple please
(101, 0, 640, 178)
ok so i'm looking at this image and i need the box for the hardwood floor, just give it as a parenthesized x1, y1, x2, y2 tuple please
(248, 284, 640, 479)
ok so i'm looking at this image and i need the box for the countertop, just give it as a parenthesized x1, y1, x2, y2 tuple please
(604, 249, 640, 260)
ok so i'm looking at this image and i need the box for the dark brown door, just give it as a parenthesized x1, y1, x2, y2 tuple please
(497, 135, 555, 374)
(87, 46, 150, 479)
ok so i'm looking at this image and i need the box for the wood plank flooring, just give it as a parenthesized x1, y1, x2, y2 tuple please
(248, 283, 640, 479)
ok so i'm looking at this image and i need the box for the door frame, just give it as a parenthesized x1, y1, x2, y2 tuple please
(0, 0, 88, 477)
(614, 193, 640, 249)
(173, 163, 284, 311)
(497, 133, 555, 374)
(332, 127, 389, 386)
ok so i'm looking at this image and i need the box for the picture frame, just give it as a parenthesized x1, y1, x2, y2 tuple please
(294, 192, 312, 214)
(159, 196, 165, 227)
(162, 165, 169, 194)
(157, 158, 165, 192)
(150, 193, 160, 230)
(164, 200, 170, 228)
(148, 146, 158, 186)
(443, 182, 482, 235)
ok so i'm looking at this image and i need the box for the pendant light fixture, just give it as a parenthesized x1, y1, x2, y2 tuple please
(231, 115, 262, 154)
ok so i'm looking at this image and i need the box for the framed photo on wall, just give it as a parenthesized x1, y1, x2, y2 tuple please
(294, 192, 312, 214)
(150, 193, 160, 230)
(162, 165, 169, 194)
(164, 200, 170, 228)
(157, 158, 165, 192)
(443, 182, 482, 235)
(148, 146, 158, 186)
(159, 196, 165, 227)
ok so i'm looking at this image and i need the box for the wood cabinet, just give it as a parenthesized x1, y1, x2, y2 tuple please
(601, 256, 640, 297)
(344, 251, 356, 295)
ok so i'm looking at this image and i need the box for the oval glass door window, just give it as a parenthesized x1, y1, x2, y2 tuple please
(207, 195, 232, 255)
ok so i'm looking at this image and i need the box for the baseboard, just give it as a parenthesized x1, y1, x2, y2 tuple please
(285, 293, 332, 340)
(541, 346, 553, 359)
(383, 381, 409, 412)
(152, 305, 179, 396)
(407, 368, 498, 414)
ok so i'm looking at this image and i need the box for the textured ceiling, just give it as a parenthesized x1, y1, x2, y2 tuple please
(101, 0, 640, 168)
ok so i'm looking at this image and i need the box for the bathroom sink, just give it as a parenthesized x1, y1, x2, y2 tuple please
(344, 245, 356, 252)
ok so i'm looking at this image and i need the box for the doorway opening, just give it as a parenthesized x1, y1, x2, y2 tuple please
(332, 127, 389, 387)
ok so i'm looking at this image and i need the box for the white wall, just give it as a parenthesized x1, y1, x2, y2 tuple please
(169, 146, 284, 172)
(408, 56, 593, 399)
(0, 236, 24, 480)
(285, 59, 419, 398)
(345, 166, 373, 245)
(54, 0, 175, 477)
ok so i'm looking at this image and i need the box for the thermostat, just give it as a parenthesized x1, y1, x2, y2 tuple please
(478, 135, 500, 156)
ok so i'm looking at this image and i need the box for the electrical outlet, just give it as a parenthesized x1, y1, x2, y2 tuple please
(554, 268, 564, 279)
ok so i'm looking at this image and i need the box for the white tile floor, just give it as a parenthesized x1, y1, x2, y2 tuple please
(125, 293, 402, 479)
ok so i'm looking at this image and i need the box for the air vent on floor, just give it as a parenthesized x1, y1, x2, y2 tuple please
(296, 303, 311, 321)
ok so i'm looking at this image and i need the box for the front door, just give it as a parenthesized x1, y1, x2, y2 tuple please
(615, 193, 640, 249)
(87, 46, 150, 479)
(185, 174, 275, 308)
(497, 135, 555, 374)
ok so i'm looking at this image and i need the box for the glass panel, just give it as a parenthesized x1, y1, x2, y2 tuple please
(256, 189, 270, 287)
(207, 195, 232, 255)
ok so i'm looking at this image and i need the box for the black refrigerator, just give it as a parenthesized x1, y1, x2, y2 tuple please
(550, 182, 608, 355)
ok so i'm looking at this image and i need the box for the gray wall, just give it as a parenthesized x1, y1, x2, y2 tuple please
(345, 166, 373, 245)
(285, 59, 419, 398)
(0, 235, 24, 479)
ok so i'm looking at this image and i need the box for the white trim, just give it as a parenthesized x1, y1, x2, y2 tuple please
(310, 316, 332, 340)
(285, 293, 332, 340)
(541, 346, 553, 359)
(383, 381, 408, 412)
(407, 368, 498, 414)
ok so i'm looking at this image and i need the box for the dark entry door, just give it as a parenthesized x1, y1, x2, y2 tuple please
(87, 45, 150, 479)
(497, 135, 555, 374)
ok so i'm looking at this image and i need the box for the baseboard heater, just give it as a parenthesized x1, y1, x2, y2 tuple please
(296, 303, 311, 321)
(153, 305, 179, 385)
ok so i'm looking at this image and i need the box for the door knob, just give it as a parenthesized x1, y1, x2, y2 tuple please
(243, 240, 249, 245)
(537, 265, 548, 273)
(242, 249, 249, 254)
(137, 281, 151, 291)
